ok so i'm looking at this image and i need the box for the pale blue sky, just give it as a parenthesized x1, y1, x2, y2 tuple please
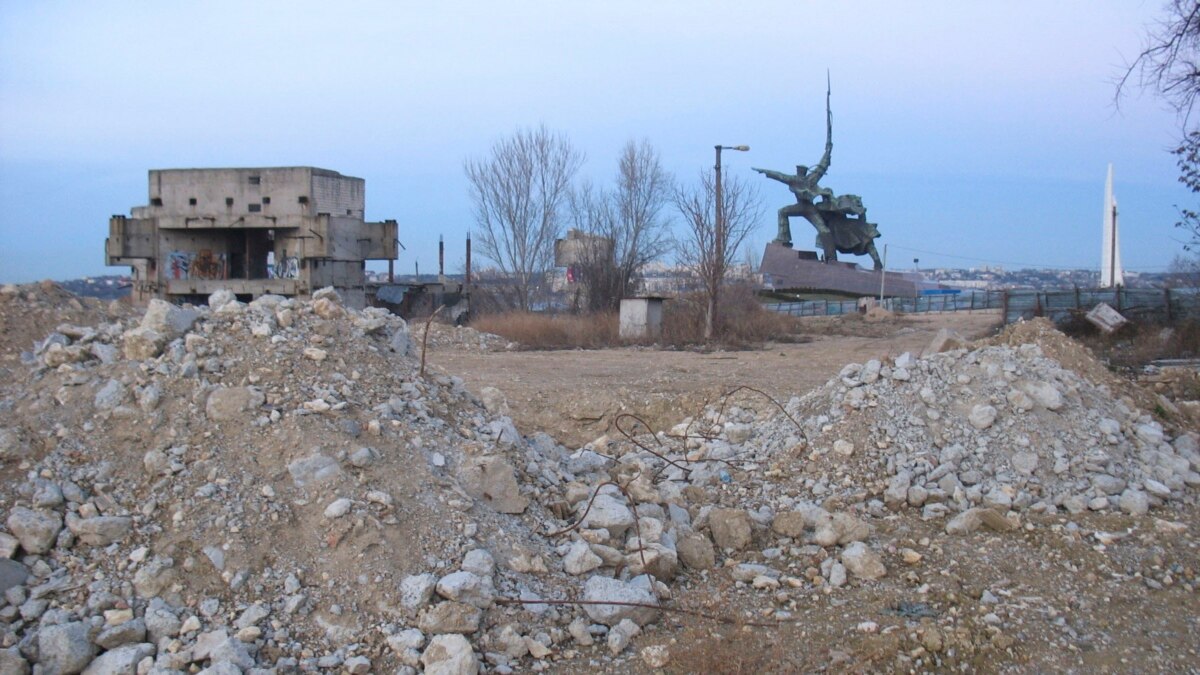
(0, 0, 1191, 282)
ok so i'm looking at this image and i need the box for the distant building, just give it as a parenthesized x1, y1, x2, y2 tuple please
(105, 167, 397, 307)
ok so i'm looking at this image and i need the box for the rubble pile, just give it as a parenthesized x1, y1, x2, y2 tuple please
(1, 283, 1196, 672)
(0, 286, 664, 673)
(419, 324, 511, 354)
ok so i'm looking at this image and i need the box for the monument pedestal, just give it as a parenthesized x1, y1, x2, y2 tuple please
(760, 242, 934, 297)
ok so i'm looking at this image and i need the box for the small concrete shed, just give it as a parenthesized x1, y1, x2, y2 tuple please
(619, 296, 665, 340)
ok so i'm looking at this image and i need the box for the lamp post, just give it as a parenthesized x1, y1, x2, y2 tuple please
(710, 144, 749, 339)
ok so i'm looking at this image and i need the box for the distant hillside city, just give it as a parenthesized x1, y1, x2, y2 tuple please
(56, 263, 1194, 303)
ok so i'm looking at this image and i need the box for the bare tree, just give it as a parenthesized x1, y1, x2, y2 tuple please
(674, 169, 762, 340)
(1117, 0, 1200, 125)
(465, 125, 583, 311)
(568, 140, 674, 311)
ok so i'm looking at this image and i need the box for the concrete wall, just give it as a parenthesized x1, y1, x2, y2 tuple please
(619, 298, 664, 340)
(312, 171, 364, 218)
(107, 167, 390, 308)
(148, 167, 318, 217)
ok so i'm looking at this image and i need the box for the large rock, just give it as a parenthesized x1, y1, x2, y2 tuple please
(400, 573, 438, 610)
(81, 643, 155, 675)
(122, 327, 164, 360)
(840, 542, 887, 580)
(945, 507, 1016, 535)
(0, 648, 29, 675)
(579, 494, 635, 539)
(37, 621, 97, 675)
(421, 634, 479, 675)
(458, 456, 528, 514)
(675, 532, 716, 570)
(708, 509, 753, 551)
(66, 514, 132, 546)
(435, 572, 494, 609)
(6, 506, 62, 555)
(926, 328, 969, 354)
(141, 299, 200, 338)
(0, 559, 29, 596)
(582, 575, 659, 626)
(771, 511, 807, 538)
(813, 513, 869, 547)
(418, 602, 482, 634)
(287, 453, 341, 487)
(205, 386, 264, 421)
(563, 540, 603, 575)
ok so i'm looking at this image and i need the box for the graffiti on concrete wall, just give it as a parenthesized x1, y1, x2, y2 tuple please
(269, 252, 299, 279)
(168, 250, 228, 280)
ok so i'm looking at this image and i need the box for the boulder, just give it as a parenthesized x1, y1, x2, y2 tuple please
(582, 575, 659, 626)
(458, 456, 528, 514)
(435, 572, 494, 609)
(37, 621, 96, 675)
(420, 634, 479, 675)
(579, 494, 635, 539)
(6, 507, 62, 555)
(709, 509, 753, 551)
(205, 386, 264, 421)
(80, 642, 155, 675)
(418, 602, 482, 634)
(840, 542, 887, 580)
(66, 514, 132, 546)
(675, 532, 716, 570)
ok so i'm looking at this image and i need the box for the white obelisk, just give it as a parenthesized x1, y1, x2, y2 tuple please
(1101, 164, 1124, 288)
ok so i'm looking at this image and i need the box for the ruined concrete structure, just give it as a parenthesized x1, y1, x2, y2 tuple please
(106, 167, 397, 307)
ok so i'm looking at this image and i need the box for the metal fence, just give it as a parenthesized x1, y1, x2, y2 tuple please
(764, 287, 1200, 324)
(1000, 287, 1200, 324)
(764, 290, 1005, 318)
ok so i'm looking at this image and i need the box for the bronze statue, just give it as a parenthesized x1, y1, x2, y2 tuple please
(754, 78, 883, 270)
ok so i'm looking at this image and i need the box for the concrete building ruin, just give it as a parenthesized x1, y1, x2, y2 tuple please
(106, 167, 397, 307)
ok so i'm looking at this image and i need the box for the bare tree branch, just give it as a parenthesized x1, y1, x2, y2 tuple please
(465, 125, 583, 311)
(674, 169, 762, 339)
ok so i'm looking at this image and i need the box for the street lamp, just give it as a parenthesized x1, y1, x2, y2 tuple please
(714, 144, 750, 268)
(710, 144, 749, 339)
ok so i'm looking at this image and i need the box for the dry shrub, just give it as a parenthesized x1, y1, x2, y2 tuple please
(469, 285, 800, 350)
(1059, 315, 1200, 370)
(662, 284, 802, 348)
(469, 311, 618, 350)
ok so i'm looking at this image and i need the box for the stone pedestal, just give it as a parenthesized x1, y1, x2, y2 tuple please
(760, 242, 934, 296)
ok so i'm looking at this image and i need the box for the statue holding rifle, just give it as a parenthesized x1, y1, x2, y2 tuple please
(754, 77, 883, 270)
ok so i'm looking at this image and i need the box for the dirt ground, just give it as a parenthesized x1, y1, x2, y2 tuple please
(428, 309, 1200, 673)
(429, 311, 1004, 448)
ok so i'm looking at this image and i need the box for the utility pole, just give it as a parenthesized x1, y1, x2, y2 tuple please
(711, 144, 749, 340)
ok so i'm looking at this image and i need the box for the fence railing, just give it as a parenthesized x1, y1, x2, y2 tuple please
(764, 290, 1005, 318)
(764, 287, 1200, 324)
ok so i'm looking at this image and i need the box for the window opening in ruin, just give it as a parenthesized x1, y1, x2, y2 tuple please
(249, 203, 262, 213)
(298, 196, 308, 204)
(151, 198, 163, 206)
(225, 197, 234, 206)
(248, 176, 261, 185)
(346, 209, 353, 215)
(262, 197, 270, 204)
(188, 198, 197, 206)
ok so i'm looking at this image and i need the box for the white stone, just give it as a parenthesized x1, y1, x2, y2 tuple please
(840, 542, 887, 580)
(582, 575, 659, 626)
(323, 498, 352, 519)
(563, 540, 603, 576)
(420, 634, 479, 675)
(968, 404, 997, 430)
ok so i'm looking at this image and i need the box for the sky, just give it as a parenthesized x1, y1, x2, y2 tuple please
(0, 0, 1194, 283)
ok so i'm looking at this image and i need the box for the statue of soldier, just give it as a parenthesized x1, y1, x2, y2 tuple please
(754, 78, 884, 270)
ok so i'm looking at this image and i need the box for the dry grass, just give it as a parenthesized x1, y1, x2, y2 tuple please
(1059, 315, 1200, 370)
(469, 285, 804, 350)
(661, 285, 805, 349)
(469, 311, 618, 350)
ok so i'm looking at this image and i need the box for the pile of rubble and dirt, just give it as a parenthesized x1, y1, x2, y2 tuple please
(418, 324, 512, 354)
(0, 286, 677, 673)
(1, 283, 1197, 672)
